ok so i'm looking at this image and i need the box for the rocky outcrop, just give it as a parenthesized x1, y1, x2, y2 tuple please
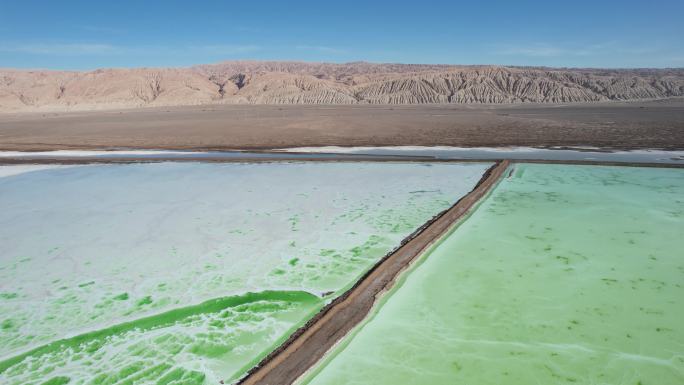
(1, 61, 683, 112)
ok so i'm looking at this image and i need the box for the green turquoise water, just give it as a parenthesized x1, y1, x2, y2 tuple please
(1, 291, 321, 385)
(0, 162, 491, 384)
(301, 164, 684, 385)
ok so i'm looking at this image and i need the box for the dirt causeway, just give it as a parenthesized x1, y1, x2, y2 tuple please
(237, 161, 509, 385)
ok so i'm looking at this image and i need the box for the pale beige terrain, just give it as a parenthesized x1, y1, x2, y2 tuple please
(1, 61, 683, 112)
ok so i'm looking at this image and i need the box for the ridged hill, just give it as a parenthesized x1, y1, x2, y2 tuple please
(1, 61, 683, 112)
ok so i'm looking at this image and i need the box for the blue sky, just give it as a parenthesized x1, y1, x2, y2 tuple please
(1, 0, 683, 69)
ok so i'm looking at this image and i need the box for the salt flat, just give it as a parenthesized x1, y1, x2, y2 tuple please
(0, 161, 490, 384)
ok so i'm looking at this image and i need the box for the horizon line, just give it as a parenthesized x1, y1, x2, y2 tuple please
(2, 59, 684, 72)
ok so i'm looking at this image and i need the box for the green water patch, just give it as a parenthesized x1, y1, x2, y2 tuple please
(1, 290, 322, 385)
(40, 376, 70, 385)
(0, 293, 18, 300)
(302, 164, 684, 385)
(266, 234, 398, 297)
(112, 293, 128, 301)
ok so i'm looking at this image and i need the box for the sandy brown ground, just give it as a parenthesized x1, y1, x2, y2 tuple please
(237, 161, 509, 385)
(0, 100, 683, 151)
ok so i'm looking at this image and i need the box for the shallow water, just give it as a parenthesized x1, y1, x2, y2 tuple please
(302, 164, 684, 385)
(0, 161, 490, 384)
(283, 146, 684, 164)
(5, 146, 684, 164)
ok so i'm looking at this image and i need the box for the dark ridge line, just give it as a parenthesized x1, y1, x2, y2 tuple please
(236, 160, 509, 385)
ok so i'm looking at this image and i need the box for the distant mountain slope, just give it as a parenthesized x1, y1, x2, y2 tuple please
(1, 61, 683, 112)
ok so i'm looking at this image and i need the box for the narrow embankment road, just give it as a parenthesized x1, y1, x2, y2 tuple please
(237, 160, 510, 385)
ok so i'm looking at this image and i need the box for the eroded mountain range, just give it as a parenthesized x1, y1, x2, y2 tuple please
(2, 61, 683, 112)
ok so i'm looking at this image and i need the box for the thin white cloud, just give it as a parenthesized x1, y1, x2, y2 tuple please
(80, 25, 128, 34)
(196, 45, 262, 54)
(0, 42, 261, 56)
(494, 43, 594, 57)
(233, 26, 263, 33)
(295, 45, 347, 54)
(492, 42, 676, 61)
(0, 43, 120, 55)
(487, 42, 684, 67)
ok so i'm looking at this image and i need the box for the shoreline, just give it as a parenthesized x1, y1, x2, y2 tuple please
(1, 157, 682, 168)
(1, 145, 683, 166)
